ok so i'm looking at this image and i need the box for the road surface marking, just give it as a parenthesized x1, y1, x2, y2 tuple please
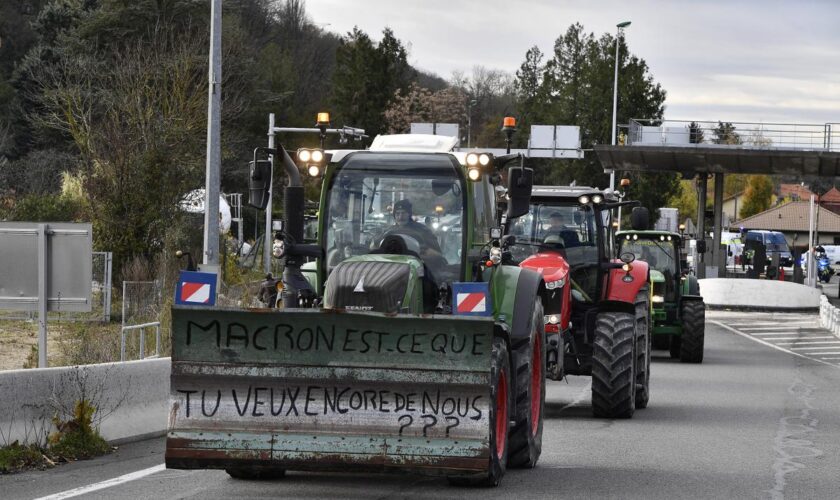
(34, 464, 166, 500)
(790, 346, 840, 350)
(758, 336, 837, 340)
(710, 321, 840, 369)
(750, 331, 822, 336)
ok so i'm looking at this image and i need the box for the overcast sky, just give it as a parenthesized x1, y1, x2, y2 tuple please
(307, 0, 840, 125)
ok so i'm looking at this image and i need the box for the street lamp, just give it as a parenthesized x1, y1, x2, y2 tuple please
(467, 99, 477, 148)
(609, 20, 631, 192)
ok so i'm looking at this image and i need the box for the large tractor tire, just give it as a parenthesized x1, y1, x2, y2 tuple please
(634, 288, 652, 409)
(226, 468, 285, 480)
(591, 311, 637, 418)
(508, 300, 545, 469)
(680, 300, 705, 363)
(449, 337, 511, 487)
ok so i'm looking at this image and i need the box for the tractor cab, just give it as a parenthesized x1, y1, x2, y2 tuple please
(617, 231, 681, 305)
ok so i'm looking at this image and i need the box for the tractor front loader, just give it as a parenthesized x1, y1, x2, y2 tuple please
(165, 120, 546, 486)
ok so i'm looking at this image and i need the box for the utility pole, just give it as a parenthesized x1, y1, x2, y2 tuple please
(202, 0, 222, 268)
(609, 21, 631, 192)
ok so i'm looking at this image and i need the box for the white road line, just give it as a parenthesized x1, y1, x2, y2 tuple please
(730, 322, 818, 328)
(786, 341, 840, 345)
(752, 332, 823, 336)
(739, 327, 808, 331)
(758, 336, 838, 341)
(819, 357, 840, 360)
(710, 321, 840, 369)
(791, 346, 840, 350)
(34, 464, 166, 500)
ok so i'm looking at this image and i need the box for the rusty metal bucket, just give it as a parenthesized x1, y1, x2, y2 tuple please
(165, 306, 495, 476)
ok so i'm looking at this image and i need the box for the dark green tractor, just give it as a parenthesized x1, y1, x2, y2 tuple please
(616, 230, 705, 363)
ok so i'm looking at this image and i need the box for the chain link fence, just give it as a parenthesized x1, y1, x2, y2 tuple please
(120, 280, 163, 361)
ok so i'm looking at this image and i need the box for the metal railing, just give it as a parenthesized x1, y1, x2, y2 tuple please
(625, 119, 840, 152)
(819, 295, 840, 337)
(120, 321, 161, 361)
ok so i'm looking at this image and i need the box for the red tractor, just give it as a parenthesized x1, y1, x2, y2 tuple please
(503, 186, 651, 418)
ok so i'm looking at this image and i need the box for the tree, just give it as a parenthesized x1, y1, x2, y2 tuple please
(740, 175, 774, 218)
(383, 83, 466, 134)
(513, 23, 675, 214)
(713, 122, 741, 145)
(667, 180, 699, 227)
(331, 27, 413, 136)
(688, 121, 705, 144)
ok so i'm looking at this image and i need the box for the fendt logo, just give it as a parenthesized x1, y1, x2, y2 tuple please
(354, 275, 366, 293)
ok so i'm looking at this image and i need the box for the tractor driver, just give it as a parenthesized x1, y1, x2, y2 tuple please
(387, 199, 443, 256)
(543, 210, 581, 248)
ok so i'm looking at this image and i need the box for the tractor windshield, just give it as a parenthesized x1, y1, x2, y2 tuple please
(619, 236, 678, 276)
(508, 202, 599, 268)
(323, 153, 465, 285)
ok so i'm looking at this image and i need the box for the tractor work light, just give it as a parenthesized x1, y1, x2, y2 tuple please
(591, 194, 604, 204)
(466, 152, 492, 167)
(467, 167, 481, 181)
(545, 277, 566, 290)
(622, 263, 633, 272)
(307, 165, 321, 177)
(578, 195, 590, 204)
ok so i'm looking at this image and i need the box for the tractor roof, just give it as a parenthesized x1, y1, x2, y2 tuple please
(617, 229, 682, 240)
(530, 185, 618, 201)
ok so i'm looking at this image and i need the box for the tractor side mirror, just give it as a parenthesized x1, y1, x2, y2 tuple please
(630, 206, 649, 230)
(248, 159, 272, 210)
(506, 166, 533, 220)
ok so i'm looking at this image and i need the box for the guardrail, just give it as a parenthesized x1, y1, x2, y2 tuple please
(625, 119, 840, 151)
(818, 295, 840, 338)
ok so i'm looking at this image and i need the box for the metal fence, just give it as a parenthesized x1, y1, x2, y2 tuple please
(121, 280, 162, 361)
(0, 251, 112, 322)
(626, 119, 840, 152)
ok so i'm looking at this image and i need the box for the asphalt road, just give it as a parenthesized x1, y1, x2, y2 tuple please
(5, 311, 840, 499)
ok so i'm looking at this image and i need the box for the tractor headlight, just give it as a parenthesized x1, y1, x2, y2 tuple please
(622, 263, 632, 272)
(544, 314, 560, 325)
(467, 167, 481, 181)
(272, 238, 285, 258)
(652, 295, 664, 303)
(578, 195, 590, 204)
(298, 149, 312, 162)
(592, 194, 603, 204)
(545, 277, 566, 290)
(489, 246, 503, 264)
(307, 164, 321, 177)
(478, 153, 491, 166)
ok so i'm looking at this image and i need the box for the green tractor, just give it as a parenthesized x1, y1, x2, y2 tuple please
(165, 125, 547, 486)
(617, 220, 705, 363)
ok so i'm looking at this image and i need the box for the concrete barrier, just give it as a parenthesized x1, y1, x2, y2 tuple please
(0, 358, 170, 446)
(700, 278, 821, 311)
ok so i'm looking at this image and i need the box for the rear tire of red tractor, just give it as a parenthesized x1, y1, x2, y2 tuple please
(591, 311, 637, 418)
(680, 300, 705, 363)
(508, 299, 545, 469)
(225, 468, 286, 480)
(448, 337, 511, 487)
(634, 288, 651, 409)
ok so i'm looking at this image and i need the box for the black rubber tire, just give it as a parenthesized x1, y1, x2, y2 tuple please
(591, 311, 636, 418)
(669, 335, 681, 359)
(225, 468, 286, 480)
(634, 288, 651, 409)
(652, 335, 671, 350)
(508, 299, 545, 468)
(448, 337, 511, 487)
(680, 300, 705, 363)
